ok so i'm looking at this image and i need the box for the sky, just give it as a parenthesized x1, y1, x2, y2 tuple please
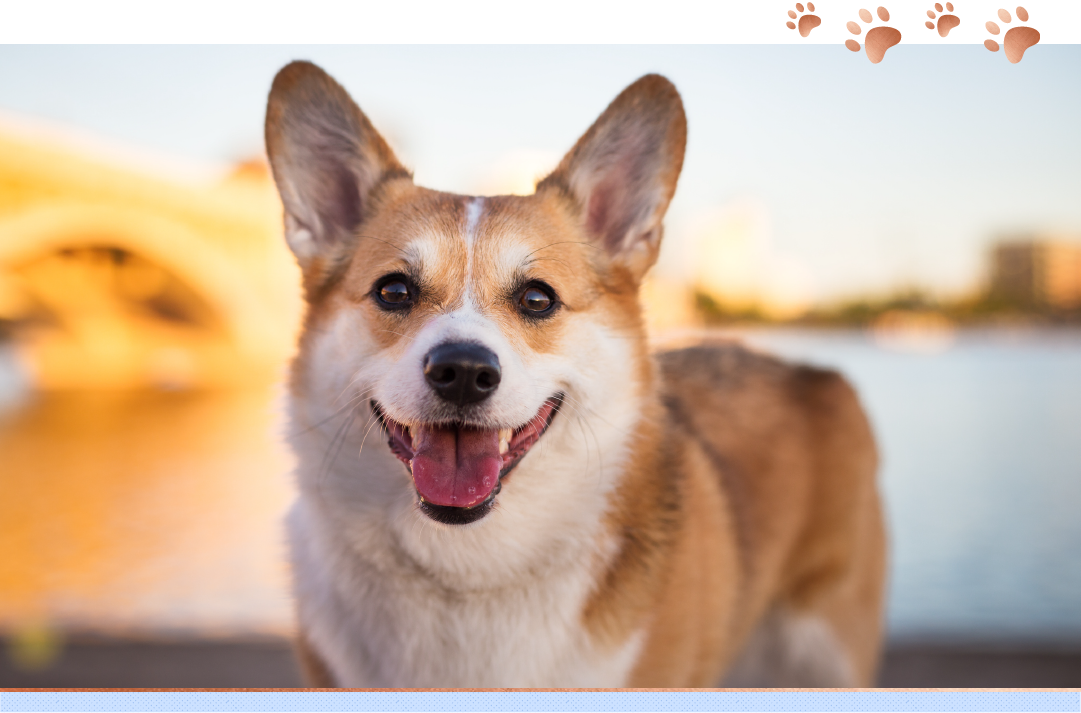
(1, 44, 1079, 306)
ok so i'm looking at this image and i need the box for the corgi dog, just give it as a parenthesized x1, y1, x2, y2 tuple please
(264, 61, 887, 688)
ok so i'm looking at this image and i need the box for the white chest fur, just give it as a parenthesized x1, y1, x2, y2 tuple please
(288, 497, 644, 688)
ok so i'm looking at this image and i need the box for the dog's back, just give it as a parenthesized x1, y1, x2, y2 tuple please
(622, 341, 886, 686)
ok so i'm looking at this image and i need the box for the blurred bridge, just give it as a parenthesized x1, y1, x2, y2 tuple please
(0, 123, 302, 390)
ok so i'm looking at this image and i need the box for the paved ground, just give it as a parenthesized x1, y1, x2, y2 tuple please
(3, 638, 1081, 688)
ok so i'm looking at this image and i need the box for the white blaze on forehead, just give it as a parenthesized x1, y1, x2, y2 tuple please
(463, 197, 538, 306)
(464, 197, 485, 244)
(462, 197, 485, 305)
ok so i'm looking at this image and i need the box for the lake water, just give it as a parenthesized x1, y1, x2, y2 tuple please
(0, 384, 295, 637)
(1, 329, 1079, 642)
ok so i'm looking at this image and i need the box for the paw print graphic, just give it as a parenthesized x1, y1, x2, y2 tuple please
(985, 6, 1040, 63)
(845, 7, 902, 64)
(926, 2, 961, 37)
(786, 3, 821, 37)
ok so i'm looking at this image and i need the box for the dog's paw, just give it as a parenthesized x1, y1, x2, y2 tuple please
(845, 7, 902, 64)
(925, 2, 961, 37)
(786, 2, 821, 37)
(985, 7, 1040, 63)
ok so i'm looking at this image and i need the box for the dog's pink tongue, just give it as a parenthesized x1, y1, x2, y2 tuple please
(411, 425, 502, 508)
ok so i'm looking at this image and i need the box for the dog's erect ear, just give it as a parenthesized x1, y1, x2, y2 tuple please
(265, 61, 409, 275)
(537, 74, 686, 281)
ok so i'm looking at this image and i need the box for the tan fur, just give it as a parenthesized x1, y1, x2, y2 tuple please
(265, 62, 886, 688)
(613, 343, 886, 686)
(294, 630, 337, 688)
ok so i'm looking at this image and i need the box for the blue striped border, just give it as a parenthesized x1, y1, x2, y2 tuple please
(1, 691, 1078, 712)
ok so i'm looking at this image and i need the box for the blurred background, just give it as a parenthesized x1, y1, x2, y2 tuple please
(1, 45, 1079, 687)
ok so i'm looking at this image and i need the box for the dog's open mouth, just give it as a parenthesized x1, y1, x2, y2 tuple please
(372, 394, 563, 524)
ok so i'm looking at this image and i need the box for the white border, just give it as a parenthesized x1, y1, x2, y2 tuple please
(2, 0, 1079, 44)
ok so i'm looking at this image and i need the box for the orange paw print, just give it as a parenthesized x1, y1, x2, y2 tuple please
(985, 7, 1040, 63)
(845, 7, 902, 64)
(926, 2, 961, 37)
(786, 2, 821, 37)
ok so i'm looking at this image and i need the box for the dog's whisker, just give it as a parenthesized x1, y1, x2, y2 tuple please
(356, 406, 388, 459)
(552, 394, 604, 481)
(524, 257, 571, 268)
(310, 401, 365, 527)
(562, 391, 634, 438)
(554, 391, 610, 481)
(379, 329, 418, 342)
(318, 401, 362, 483)
(356, 234, 411, 259)
(333, 374, 375, 407)
(290, 388, 375, 439)
(522, 240, 603, 262)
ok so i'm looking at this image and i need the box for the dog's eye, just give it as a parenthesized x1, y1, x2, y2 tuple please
(518, 285, 556, 315)
(374, 276, 414, 309)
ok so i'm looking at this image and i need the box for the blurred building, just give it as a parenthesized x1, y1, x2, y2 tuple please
(990, 237, 1081, 309)
(0, 121, 302, 390)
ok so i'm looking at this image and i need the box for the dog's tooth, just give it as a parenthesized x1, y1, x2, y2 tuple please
(499, 428, 512, 454)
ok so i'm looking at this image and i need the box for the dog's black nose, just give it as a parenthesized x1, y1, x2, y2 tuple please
(424, 342, 501, 405)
